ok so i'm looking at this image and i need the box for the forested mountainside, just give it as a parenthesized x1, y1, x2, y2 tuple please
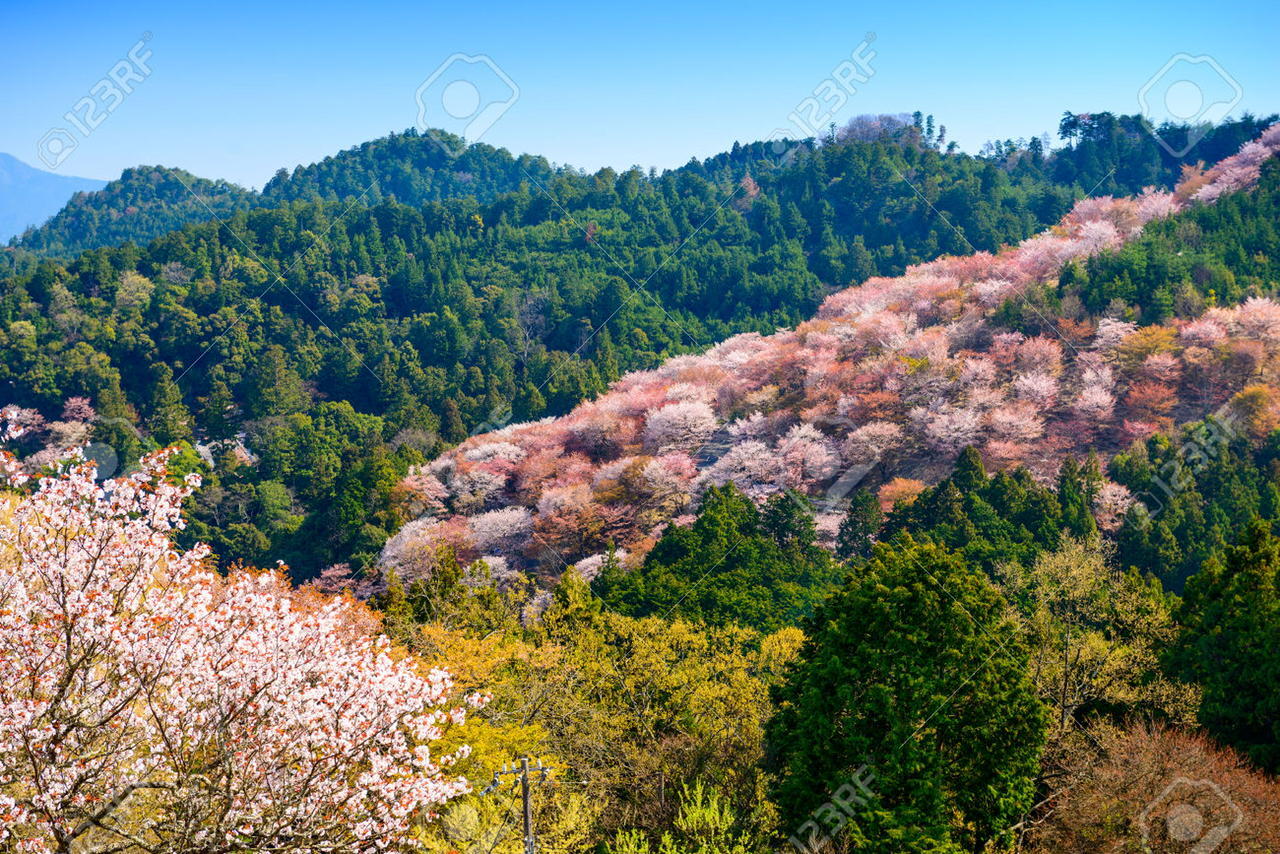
(696, 111, 1275, 199)
(9, 166, 257, 257)
(0, 116, 1177, 575)
(3, 130, 552, 261)
(385, 124, 1280, 600)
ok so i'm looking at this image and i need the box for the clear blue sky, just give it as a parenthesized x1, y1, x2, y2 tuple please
(3, 0, 1277, 187)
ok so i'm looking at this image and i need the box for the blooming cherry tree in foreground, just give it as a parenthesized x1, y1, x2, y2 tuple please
(0, 445, 480, 853)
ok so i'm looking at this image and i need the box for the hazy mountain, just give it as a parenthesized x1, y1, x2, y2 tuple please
(9, 165, 256, 257)
(0, 153, 106, 243)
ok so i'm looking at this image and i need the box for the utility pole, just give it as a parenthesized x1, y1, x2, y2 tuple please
(520, 757, 533, 854)
(481, 757, 552, 854)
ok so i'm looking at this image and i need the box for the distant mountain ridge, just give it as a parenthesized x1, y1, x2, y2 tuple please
(12, 114, 1275, 263)
(9, 129, 560, 258)
(0, 153, 106, 244)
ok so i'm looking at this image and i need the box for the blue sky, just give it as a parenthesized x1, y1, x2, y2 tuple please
(3, 0, 1277, 187)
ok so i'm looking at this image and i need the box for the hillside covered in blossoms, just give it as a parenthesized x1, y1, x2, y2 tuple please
(383, 123, 1280, 589)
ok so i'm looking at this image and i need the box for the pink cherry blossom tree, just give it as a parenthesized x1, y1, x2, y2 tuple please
(1094, 318, 1138, 353)
(1180, 317, 1228, 348)
(1093, 481, 1136, 532)
(698, 440, 783, 499)
(911, 404, 983, 454)
(987, 401, 1046, 441)
(469, 505, 535, 553)
(0, 448, 479, 853)
(61, 397, 97, 423)
(1013, 372, 1059, 408)
(775, 423, 840, 490)
(397, 465, 450, 517)
(841, 421, 906, 467)
(642, 400, 719, 454)
(1072, 383, 1117, 423)
(1016, 336, 1064, 375)
(1234, 297, 1280, 345)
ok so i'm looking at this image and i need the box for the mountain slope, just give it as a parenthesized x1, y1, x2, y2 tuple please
(379, 123, 1280, 584)
(0, 153, 106, 243)
(3, 116, 1273, 578)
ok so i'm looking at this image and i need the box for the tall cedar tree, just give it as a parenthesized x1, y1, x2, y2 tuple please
(766, 534, 1046, 853)
(1168, 519, 1280, 772)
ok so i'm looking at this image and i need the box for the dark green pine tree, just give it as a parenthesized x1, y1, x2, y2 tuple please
(767, 534, 1045, 853)
(440, 399, 469, 444)
(846, 234, 876, 285)
(247, 345, 308, 418)
(147, 363, 193, 446)
(951, 446, 987, 493)
(514, 381, 547, 421)
(594, 327, 621, 384)
(1056, 458, 1099, 539)
(1169, 520, 1280, 772)
(836, 488, 883, 561)
(197, 375, 237, 441)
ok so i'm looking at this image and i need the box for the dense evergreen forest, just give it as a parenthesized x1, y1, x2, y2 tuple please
(7, 166, 258, 258)
(5, 132, 566, 259)
(8, 111, 1272, 261)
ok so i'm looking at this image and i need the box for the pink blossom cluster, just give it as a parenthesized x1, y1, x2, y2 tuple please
(0, 445, 477, 851)
(0, 398, 100, 473)
(1188, 124, 1280, 203)
(380, 124, 1280, 578)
